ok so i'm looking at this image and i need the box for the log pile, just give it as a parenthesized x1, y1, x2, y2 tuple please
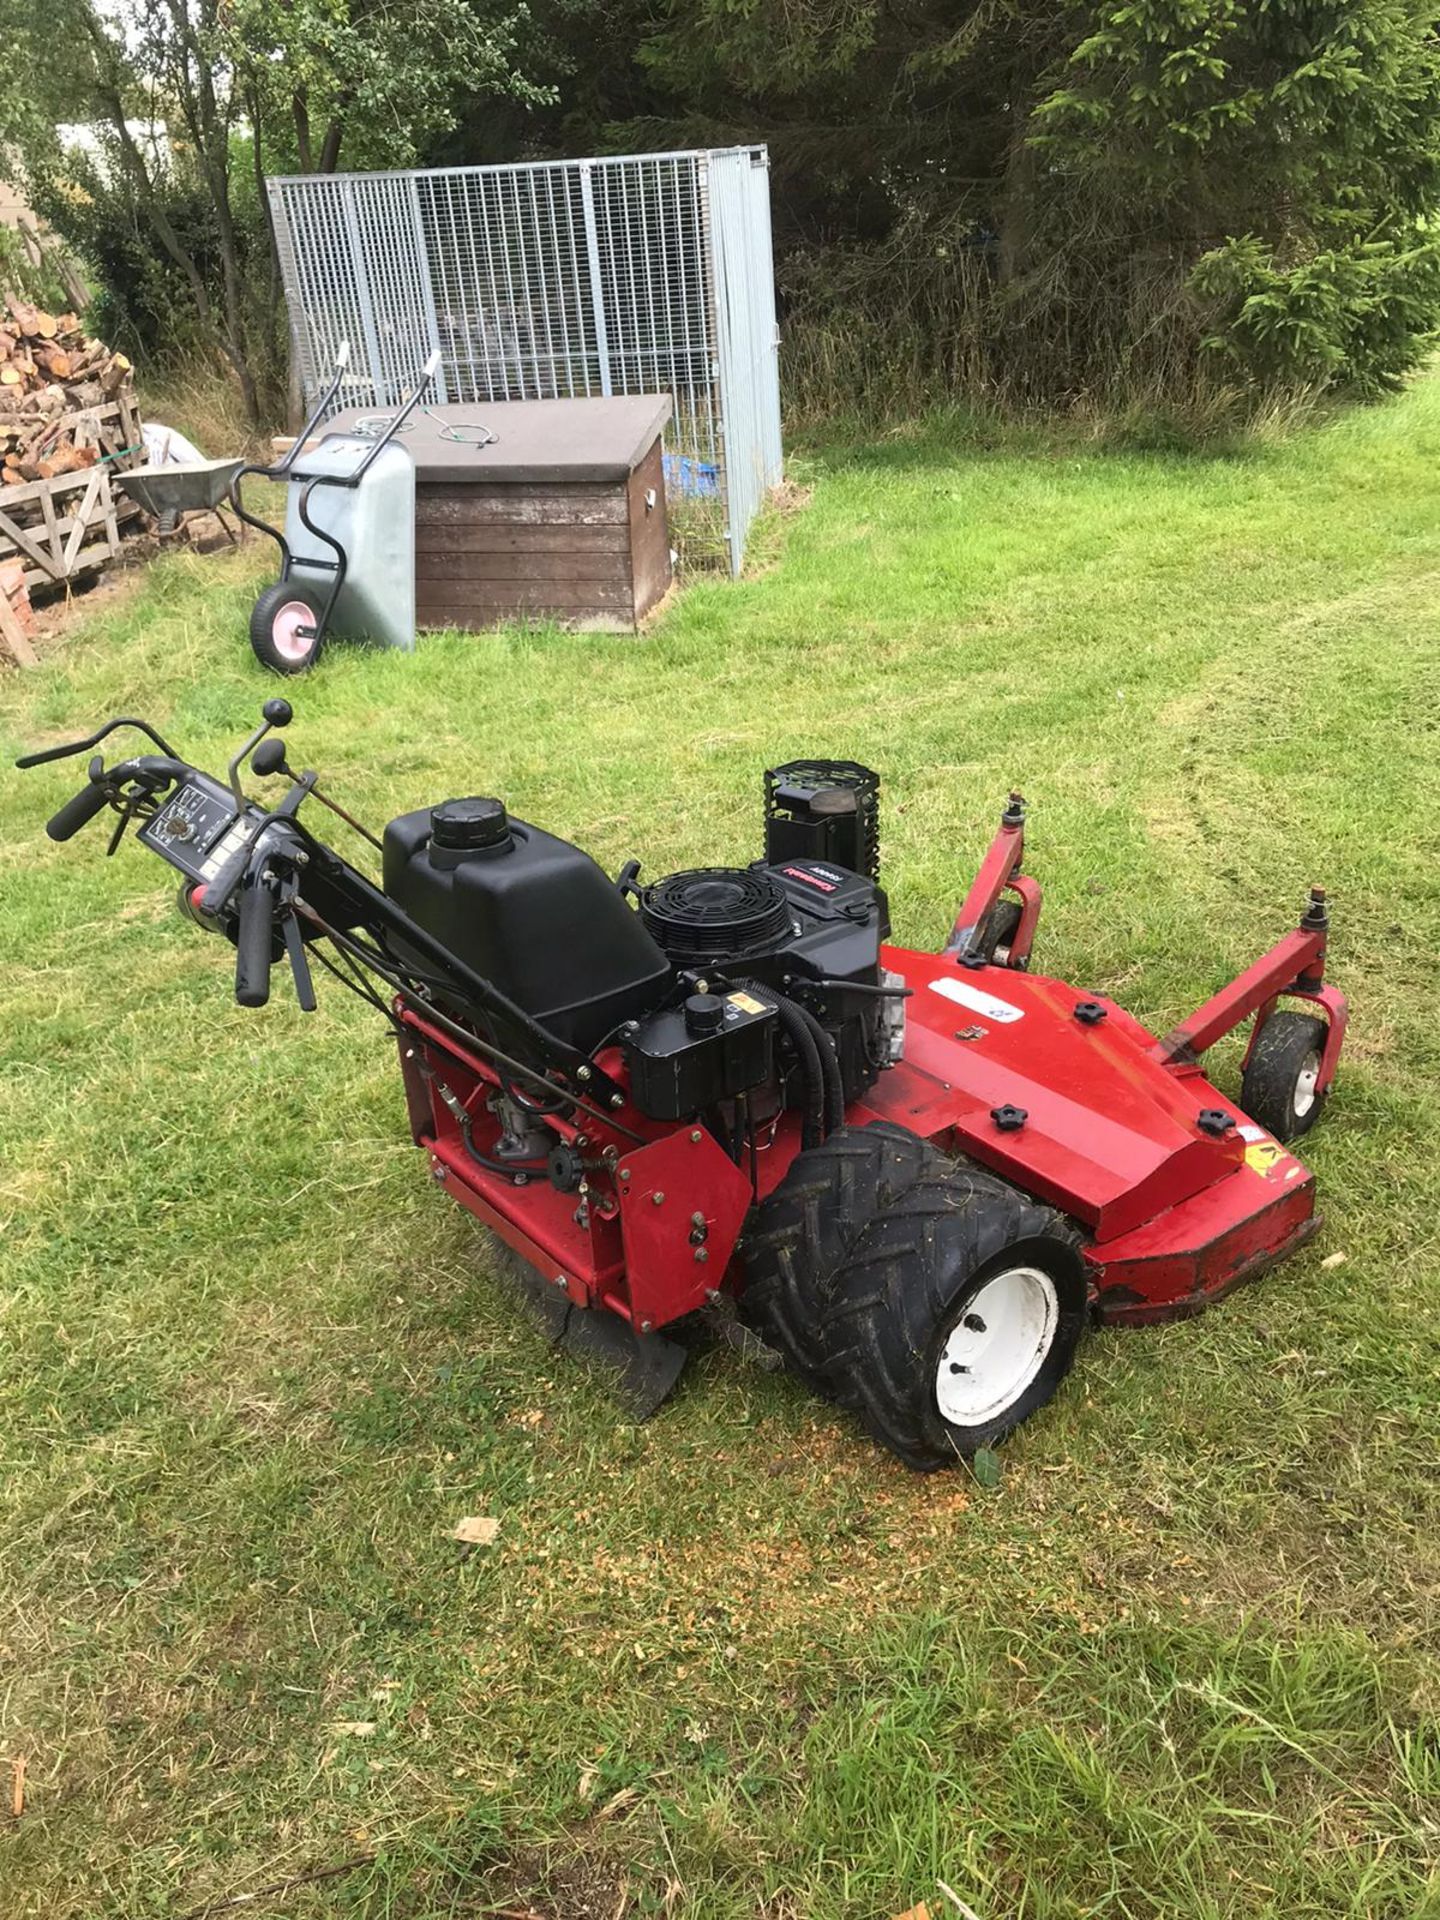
(0, 301, 134, 485)
(0, 299, 143, 600)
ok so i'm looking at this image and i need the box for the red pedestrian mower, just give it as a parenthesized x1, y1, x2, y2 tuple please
(18, 707, 1348, 1468)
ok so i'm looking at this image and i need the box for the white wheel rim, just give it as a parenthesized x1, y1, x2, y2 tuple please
(934, 1265, 1059, 1427)
(1293, 1050, 1321, 1119)
(271, 599, 318, 664)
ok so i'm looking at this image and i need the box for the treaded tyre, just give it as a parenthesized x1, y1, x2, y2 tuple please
(976, 898, 1024, 964)
(1242, 1008, 1329, 1144)
(250, 580, 326, 675)
(740, 1121, 947, 1386)
(817, 1167, 1088, 1470)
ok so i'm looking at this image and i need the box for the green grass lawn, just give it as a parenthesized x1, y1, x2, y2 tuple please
(2, 382, 1439, 1920)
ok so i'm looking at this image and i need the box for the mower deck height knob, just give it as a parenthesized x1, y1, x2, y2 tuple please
(1197, 1108, 1236, 1137)
(990, 1104, 1028, 1132)
(1074, 1000, 1108, 1025)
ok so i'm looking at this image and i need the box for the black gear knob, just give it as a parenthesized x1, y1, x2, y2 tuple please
(251, 737, 290, 778)
(262, 697, 293, 727)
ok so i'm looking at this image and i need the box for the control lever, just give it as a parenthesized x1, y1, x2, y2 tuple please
(250, 736, 383, 854)
(233, 860, 317, 1012)
(276, 869, 317, 1011)
(227, 697, 293, 810)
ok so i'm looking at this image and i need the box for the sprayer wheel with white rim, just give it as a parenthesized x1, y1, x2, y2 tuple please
(817, 1166, 1088, 1470)
(250, 581, 326, 675)
(1241, 1008, 1330, 1144)
(739, 1121, 948, 1387)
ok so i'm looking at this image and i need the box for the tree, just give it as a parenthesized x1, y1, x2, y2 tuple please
(609, 0, 1440, 412)
(2, 0, 553, 423)
(231, 0, 553, 178)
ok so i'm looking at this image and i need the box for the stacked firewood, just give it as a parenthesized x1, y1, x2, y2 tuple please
(0, 301, 134, 486)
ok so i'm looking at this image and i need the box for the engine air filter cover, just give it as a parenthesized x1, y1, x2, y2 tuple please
(764, 759, 880, 880)
(640, 866, 792, 966)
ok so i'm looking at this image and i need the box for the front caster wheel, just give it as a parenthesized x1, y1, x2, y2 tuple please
(976, 897, 1024, 965)
(250, 581, 326, 675)
(817, 1167, 1088, 1470)
(1242, 1008, 1329, 1144)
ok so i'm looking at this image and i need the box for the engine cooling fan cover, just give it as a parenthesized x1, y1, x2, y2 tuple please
(639, 866, 793, 966)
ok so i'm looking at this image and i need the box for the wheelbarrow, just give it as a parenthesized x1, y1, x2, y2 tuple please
(228, 343, 440, 674)
(115, 456, 246, 539)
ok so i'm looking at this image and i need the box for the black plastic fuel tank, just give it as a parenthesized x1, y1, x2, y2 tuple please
(382, 797, 672, 1051)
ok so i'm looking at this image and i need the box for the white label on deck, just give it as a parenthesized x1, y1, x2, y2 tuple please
(929, 977, 1025, 1024)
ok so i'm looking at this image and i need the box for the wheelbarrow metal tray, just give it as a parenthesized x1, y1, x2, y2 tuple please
(284, 436, 416, 652)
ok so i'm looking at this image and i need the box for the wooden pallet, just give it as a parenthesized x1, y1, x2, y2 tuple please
(0, 391, 143, 592)
(0, 463, 141, 592)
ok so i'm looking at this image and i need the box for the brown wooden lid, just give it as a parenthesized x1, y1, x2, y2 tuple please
(324, 394, 672, 484)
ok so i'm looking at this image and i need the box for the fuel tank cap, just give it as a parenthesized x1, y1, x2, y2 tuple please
(430, 796, 512, 853)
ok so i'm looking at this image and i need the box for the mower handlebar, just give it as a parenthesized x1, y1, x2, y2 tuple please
(235, 869, 276, 1007)
(15, 716, 181, 770)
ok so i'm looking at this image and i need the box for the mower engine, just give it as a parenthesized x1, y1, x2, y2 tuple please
(383, 759, 899, 1142)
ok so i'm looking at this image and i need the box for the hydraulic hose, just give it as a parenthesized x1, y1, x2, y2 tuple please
(794, 1002, 845, 1137)
(738, 979, 826, 1150)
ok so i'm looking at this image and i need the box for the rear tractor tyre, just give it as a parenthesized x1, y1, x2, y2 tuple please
(817, 1167, 1088, 1470)
(740, 1121, 947, 1387)
(1241, 1009, 1329, 1144)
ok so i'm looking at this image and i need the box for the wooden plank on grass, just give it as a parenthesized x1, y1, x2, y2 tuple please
(0, 583, 38, 665)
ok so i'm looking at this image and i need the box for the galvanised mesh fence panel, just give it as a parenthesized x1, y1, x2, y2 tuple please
(268, 149, 782, 573)
(708, 148, 784, 575)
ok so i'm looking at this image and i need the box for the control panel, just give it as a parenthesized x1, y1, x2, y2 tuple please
(138, 775, 262, 884)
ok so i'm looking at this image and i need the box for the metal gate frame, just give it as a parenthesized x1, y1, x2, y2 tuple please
(268, 147, 783, 575)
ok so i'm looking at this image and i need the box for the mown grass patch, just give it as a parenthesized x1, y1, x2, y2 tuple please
(2, 379, 1438, 1917)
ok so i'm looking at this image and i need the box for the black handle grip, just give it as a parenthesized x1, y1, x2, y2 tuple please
(235, 873, 275, 1007)
(46, 778, 111, 841)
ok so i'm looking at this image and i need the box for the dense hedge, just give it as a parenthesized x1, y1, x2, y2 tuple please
(589, 0, 1440, 416)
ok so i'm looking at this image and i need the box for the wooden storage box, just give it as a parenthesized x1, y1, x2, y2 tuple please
(328, 395, 672, 633)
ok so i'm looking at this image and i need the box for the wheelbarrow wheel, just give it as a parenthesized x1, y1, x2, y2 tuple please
(1241, 1008, 1330, 1143)
(251, 581, 325, 675)
(817, 1166, 1087, 1470)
